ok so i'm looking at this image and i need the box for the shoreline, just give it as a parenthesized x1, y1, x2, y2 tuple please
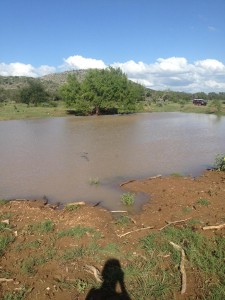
(1, 168, 225, 299)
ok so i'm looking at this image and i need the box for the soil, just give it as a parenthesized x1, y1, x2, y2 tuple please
(0, 170, 225, 300)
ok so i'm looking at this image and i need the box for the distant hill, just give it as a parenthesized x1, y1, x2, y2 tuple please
(0, 69, 88, 93)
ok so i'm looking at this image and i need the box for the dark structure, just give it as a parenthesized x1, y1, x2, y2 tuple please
(192, 98, 207, 106)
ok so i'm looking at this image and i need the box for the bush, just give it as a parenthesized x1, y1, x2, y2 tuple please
(214, 154, 225, 171)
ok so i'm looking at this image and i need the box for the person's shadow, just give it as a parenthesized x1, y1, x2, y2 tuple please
(85, 258, 131, 300)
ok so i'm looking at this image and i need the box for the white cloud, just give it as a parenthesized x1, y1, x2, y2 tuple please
(0, 62, 56, 77)
(113, 57, 225, 92)
(1, 55, 225, 93)
(63, 55, 107, 70)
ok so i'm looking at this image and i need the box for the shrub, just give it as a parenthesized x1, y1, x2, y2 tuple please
(214, 154, 225, 171)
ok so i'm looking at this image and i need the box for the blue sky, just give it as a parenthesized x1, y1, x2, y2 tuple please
(0, 0, 225, 92)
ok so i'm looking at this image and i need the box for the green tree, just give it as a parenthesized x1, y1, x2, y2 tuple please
(59, 74, 81, 106)
(20, 80, 48, 106)
(60, 67, 145, 115)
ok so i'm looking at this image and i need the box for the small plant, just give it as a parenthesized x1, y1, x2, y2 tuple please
(170, 173, 182, 177)
(65, 204, 80, 211)
(196, 198, 211, 206)
(89, 177, 100, 185)
(20, 257, 36, 275)
(120, 192, 135, 206)
(115, 215, 131, 226)
(214, 153, 225, 171)
(182, 207, 192, 214)
(0, 236, 14, 257)
(0, 199, 7, 206)
(76, 279, 89, 293)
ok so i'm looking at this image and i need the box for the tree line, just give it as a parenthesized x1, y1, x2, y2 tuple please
(1, 67, 225, 115)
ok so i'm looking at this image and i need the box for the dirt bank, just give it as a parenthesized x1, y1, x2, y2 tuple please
(0, 170, 225, 299)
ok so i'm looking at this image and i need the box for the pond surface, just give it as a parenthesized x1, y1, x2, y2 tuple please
(0, 112, 225, 210)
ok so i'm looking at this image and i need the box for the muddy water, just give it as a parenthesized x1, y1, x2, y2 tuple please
(0, 112, 225, 210)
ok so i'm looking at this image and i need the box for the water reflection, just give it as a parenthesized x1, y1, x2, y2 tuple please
(0, 113, 225, 210)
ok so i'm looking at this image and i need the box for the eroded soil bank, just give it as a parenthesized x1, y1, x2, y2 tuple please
(0, 170, 225, 300)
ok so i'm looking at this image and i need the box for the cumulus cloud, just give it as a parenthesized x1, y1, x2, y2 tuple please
(1, 55, 225, 92)
(0, 62, 56, 77)
(113, 57, 225, 92)
(63, 55, 107, 70)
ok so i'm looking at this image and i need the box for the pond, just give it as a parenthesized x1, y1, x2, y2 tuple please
(0, 112, 224, 210)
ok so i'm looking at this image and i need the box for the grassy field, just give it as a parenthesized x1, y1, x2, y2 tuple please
(143, 100, 225, 115)
(0, 101, 67, 121)
(0, 100, 225, 121)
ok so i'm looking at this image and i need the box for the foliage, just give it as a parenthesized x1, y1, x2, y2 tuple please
(19, 80, 49, 106)
(60, 67, 145, 115)
(120, 192, 135, 206)
(214, 153, 225, 171)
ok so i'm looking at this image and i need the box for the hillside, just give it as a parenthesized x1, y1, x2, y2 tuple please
(0, 70, 88, 94)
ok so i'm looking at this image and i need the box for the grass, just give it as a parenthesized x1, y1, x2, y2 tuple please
(1, 288, 26, 300)
(64, 204, 81, 211)
(27, 220, 55, 234)
(0, 235, 14, 257)
(120, 192, 135, 206)
(0, 199, 8, 206)
(115, 215, 131, 226)
(138, 226, 225, 299)
(0, 101, 67, 121)
(57, 225, 100, 239)
(196, 198, 211, 206)
(89, 177, 100, 185)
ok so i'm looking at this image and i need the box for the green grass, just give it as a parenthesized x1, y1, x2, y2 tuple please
(0, 199, 8, 206)
(0, 101, 67, 121)
(196, 198, 211, 206)
(27, 220, 55, 234)
(61, 246, 87, 261)
(139, 226, 225, 299)
(120, 192, 135, 206)
(64, 204, 80, 211)
(57, 225, 100, 239)
(0, 235, 14, 257)
(1, 289, 26, 300)
(144, 101, 225, 115)
(170, 172, 183, 177)
(115, 215, 132, 226)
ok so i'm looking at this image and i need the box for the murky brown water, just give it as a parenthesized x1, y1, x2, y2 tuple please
(0, 112, 225, 210)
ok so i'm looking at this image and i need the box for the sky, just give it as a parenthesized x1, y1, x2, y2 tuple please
(0, 0, 225, 93)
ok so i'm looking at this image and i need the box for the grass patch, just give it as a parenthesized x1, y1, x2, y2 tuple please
(0, 199, 8, 206)
(0, 235, 14, 257)
(120, 192, 135, 206)
(139, 226, 225, 298)
(196, 198, 211, 206)
(0, 101, 67, 121)
(170, 172, 183, 177)
(1, 288, 26, 300)
(57, 225, 99, 239)
(115, 215, 132, 226)
(20, 257, 36, 275)
(64, 204, 80, 211)
(182, 207, 192, 214)
(27, 220, 55, 234)
(62, 246, 87, 261)
(89, 177, 100, 185)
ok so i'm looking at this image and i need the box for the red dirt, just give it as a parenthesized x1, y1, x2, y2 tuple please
(0, 170, 224, 299)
